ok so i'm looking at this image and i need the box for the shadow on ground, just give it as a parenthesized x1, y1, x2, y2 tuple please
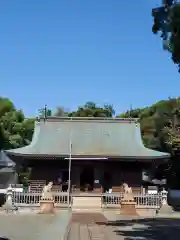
(96, 217, 180, 240)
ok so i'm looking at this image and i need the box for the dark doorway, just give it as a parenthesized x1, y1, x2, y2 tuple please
(103, 171, 112, 192)
(80, 166, 94, 191)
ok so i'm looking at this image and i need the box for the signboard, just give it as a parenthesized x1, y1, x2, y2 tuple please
(94, 180, 99, 184)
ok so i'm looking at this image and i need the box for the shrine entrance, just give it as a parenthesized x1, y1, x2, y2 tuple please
(80, 165, 94, 191)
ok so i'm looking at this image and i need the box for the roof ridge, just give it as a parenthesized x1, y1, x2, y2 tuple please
(37, 116, 139, 123)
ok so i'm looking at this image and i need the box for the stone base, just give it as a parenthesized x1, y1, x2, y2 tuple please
(120, 200, 138, 216)
(158, 203, 174, 215)
(39, 200, 55, 214)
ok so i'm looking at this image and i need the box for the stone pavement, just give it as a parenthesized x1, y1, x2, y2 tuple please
(103, 210, 180, 239)
(67, 212, 123, 240)
(68, 222, 122, 240)
(1, 208, 180, 240)
(0, 210, 71, 240)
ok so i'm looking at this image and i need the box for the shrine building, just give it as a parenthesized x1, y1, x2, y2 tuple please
(3, 117, 170, 192)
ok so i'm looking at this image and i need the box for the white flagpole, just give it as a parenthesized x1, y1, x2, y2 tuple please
(68, 118, 72, 207)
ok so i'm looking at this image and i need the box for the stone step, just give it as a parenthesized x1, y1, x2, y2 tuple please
(73, 202, 101, 206)
(72, 208, 102, 213)
(72, 197, 102, 210)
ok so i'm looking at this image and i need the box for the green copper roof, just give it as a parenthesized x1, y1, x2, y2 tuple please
(5, 117, 170, 159)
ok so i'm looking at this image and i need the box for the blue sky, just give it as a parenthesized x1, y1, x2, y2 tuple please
(1, 0, 179, 117)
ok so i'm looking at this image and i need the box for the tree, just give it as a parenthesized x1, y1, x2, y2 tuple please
(118, 108, 143, 119)
(0, 97, 15, 117)
(117, 97, 180, 187)
(152, 1, 180, 72)
(68, 102, 115, 118)
(53, 106, 69, 117)
(104, 104, 115, 117)
(0, 97, 34, 150)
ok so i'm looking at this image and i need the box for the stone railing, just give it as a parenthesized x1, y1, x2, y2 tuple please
(12, 192, 72, 208)
(5, 191, 167, 209)
(101, 192, 166, 209)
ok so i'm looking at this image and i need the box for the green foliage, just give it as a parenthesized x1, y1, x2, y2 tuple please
(152, 1, 180, 71)
(117, 97, 180, 154)
(53, 106, 69, 117)
(69, 102, 115, 118)
(0, 97, 34, 150)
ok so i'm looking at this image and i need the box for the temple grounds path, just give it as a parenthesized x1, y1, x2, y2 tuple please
(68, 212, 121, 240)
(0, 210, 71, 240)
(1, 210, 180, 240)
(104, 211, 180, 239)
(68, 211, 180, 239)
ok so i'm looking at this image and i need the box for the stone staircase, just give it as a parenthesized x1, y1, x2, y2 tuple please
(72, 196, 102, 211)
